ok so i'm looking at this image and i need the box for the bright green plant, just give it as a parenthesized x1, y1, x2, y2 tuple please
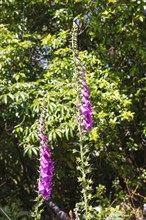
(0, 1, 146, 219)
(72, 19, 93, 219)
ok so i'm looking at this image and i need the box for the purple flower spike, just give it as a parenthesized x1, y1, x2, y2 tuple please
(82, 80, 89, 90)
(81, 89, 90, 98)
(40, 135, 48, 142)
(38, 120, 54, 200)
(80, 76, 93, 131)
(82, 97, 92, 108)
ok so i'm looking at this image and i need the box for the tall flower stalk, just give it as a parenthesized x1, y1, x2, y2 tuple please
(38, 106, 54, 200)
(72, 19, 93, 219)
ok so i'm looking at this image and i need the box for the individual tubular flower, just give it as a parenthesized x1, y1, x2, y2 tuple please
(80, 76, 93, 131)
(38, 123, 54, 200)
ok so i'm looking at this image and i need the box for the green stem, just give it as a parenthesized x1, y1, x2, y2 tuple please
(72, 19, 89, 219)
(78, 123, 88, 219)
(76, 72, 88, 218)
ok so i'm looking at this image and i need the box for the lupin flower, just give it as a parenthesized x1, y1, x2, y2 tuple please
(38, 122, 54, 200)
(80, 76, 93, 131)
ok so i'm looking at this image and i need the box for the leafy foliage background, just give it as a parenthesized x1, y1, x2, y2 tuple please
(0, 0, 146, 219)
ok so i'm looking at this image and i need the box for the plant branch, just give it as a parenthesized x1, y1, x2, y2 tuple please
(46, 201, 74, 220)
(0, 207, 12, 220)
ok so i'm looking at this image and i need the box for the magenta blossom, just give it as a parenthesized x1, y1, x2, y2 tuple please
(80, 76, 93, 131)
(38, 124, 54, 200)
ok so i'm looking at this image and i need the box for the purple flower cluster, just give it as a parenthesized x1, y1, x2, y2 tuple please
(38, 125, 54, 200)
(80, 76, 93, 131)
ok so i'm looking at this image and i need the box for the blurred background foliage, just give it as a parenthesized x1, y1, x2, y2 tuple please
(0, 0, 146, 219)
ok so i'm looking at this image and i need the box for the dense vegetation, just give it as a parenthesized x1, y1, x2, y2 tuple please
(0, 0, 146, 219)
